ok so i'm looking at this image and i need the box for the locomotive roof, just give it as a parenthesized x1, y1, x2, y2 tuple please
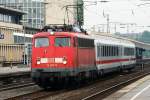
(33, 31, 135, 48)
(33, 31, 94, 40)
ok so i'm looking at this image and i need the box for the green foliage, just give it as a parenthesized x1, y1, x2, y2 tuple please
(114, 31, 150, 44)
(139, 31, 150, 43)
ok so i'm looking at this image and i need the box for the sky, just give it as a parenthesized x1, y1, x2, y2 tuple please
(83, 0, 150, 33)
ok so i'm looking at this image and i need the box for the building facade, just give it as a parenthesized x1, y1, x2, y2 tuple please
(0, 6, 25, 63)
(0, 6, 24, 44)
(0, 0, 45, 29)
(0, 0, 45, 64)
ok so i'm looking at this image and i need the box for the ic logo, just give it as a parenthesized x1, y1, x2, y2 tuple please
(0, 33, 4, 39)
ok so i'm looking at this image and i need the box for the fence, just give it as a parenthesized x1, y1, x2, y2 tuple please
(0, 44, 24, 63)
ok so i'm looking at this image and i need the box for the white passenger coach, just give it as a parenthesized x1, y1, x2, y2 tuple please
(93, 35, 136, 74)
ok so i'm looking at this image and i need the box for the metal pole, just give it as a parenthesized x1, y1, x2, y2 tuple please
(23, 24, 26, 64)
(77, 0, 79, 26)
(27, 44, 29, 66)
(106, 14, 110, 34)
(114, 23, 117, 33)
(127, 24, 129, 33)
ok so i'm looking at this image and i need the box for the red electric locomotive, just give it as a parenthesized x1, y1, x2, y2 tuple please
(31, 25, 96, 88)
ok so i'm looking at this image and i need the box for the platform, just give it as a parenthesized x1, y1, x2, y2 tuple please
(0, 65, 31, 76)
(104, 75, 150, 100)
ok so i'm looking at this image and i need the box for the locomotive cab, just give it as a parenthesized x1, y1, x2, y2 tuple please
(32, 32, 77, 76)
(31, 25, 96, 88)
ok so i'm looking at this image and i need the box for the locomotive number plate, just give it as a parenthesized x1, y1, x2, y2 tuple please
(41, 58, 48, 63)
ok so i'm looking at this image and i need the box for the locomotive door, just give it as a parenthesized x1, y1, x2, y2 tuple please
(32, 36, 52, 68)
(54, 36, 75, 68)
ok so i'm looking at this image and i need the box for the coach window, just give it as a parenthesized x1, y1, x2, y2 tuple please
(110, 46, 111, 56)
(114, 46, 116, 56)
(107, 46, 109, 56)
(116, 47, 119, 56)
(115, 47, 117, 56)
(105, 46, 107, 56)
(104, 46, 106, 56)
(97, 46, 101, 57)
(101, 46, 103, 57)
(109, 46, 111, 56)
(113, 46, 115, 56)
(111, 46, 113, 56)
(103, 46, 105, 57)
(35, 37, 49, 47)
(97, 46, 100, 57)
(55, 37, 71, 47)
(108, 46, 110, 56)
(106, 46, 108, 56)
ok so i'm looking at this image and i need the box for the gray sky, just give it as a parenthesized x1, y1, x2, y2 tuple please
(84, 0, 150, 33)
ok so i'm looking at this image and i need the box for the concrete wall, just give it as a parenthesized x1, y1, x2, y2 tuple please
(45, 0, 76, 25)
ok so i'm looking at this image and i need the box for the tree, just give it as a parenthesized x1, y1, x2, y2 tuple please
(139, 31, 150, 43)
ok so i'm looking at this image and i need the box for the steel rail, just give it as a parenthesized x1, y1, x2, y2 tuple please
(81, 72, 150, 100)
(0, 82, 35, 92)
(5, 89, 67, 100)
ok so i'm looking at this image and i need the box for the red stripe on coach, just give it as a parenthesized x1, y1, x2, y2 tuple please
(96, 58, 135, 64)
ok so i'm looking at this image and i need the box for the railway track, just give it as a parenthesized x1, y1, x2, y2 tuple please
(0, 72, 32, 91)
(40, 65, 150, 100)
(0, 81, 35, 92)
(0, 72, 30, 79)
(0, 72, 30, 86)
(81, 72, 150, 100)
(3, 65, 150, 100)
(5, 89, 67, 100)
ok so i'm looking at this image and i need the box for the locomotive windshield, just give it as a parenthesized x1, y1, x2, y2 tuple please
(55, 37, 70, 47)
(35, 37, 49, 47)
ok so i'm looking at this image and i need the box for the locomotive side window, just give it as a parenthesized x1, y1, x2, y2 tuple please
(55, 37, 70, 47)
(35, 37, 49, 47)
(78, 38, 94, 48)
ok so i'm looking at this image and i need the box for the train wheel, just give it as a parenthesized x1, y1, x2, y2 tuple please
(38, 82, 50, 90)
(41, 78, 51, 90)
(42, 85, 51, 90)
(80, 72, 87, 84)
(118, 66, 123, 73)
(127, 67, 134, 72)
(69, 76, 80, 88)
(99, 69, 104, 77)
(89, 71, 97, 81)
(63, 77, 69, 88)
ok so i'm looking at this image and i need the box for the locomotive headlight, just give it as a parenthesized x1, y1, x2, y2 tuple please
(50, 32, 54, 35)
(54, 57, 67, 64)
(63, 57, 67, 64)
(36, 57, 41, 64)
(37, 61, 40, 64)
